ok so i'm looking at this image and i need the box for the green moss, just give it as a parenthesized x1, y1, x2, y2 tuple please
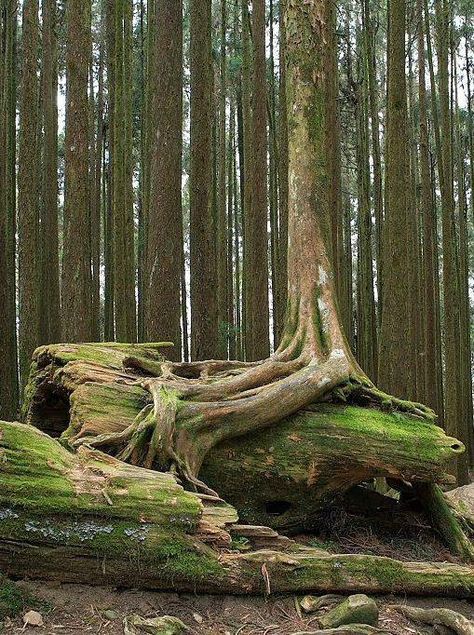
(0, 576, 27, 622)
(0, 421, 202, 529)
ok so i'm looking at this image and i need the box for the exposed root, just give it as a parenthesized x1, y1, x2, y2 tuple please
(389, 605, 474, 635)
(74, 342, 440, 497)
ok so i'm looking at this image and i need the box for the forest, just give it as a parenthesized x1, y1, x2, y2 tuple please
(1, 0, 474, 633)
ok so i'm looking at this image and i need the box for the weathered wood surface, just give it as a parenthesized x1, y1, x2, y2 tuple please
(1, 420, 474, 597)
(22, 344, 464, 533)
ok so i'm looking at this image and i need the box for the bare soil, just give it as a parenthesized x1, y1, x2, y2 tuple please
(2, 580, 473, 634)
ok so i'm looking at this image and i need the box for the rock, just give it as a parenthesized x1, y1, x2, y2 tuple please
(319, 595, 379, 630)
(192, 612, 204, 624)
(446, 483, 474, 526)
(22, 610, 44, 627)
(103, 609, 119, 620)
(123, 614, 189, 635)
(300, 594, 342, 613)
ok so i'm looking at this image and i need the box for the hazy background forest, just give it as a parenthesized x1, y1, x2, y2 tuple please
(0, 0, 473, 482)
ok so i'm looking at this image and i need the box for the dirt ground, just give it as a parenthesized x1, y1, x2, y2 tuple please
(1, 580, 473, 635)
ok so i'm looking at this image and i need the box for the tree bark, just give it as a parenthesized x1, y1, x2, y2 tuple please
(379, 0, 415, 400)
(244, 0, 270, 361)
(63, 0, 93, 342)
(40, 0, 60, 346)
(0, 0, 19, 420)
(145, 0, 183, 358)
(18, 0, 40, 385)
(113, 0, 137, 342)
(189, 0, 218, 361)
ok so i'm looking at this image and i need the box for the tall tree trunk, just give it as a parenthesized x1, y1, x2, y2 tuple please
(90, 17, 104, 342)
(325, 0, 344, 313)
(189, 0, 217, 361)
(40, 0, 60, 346)
(355, 24, 377, 382)
(362, 0, 384, 320)
(63, 0, 93, 342)
(18, 0, 40, 384)
(277, 0, 289, 345)
(217, 0, 228, 359)
(454, 66, 474, 468)
(379, 0, 415, 399)
(0, 0, 19, 419)
(137, 0, 146, 341)
(103, 0, 116, 341)
(435, 0, 468, 483)
(113, 0, 137, 342)
(244, 0, 270, 361)
(417, 0, 443, 418)
(145, 0, 183, 359)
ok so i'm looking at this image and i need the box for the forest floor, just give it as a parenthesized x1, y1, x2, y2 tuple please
(2, 580, 474, 634)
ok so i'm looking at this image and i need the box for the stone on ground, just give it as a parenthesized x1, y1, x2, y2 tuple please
(123, 614, 189, 635)
(319, 594, 379, 629)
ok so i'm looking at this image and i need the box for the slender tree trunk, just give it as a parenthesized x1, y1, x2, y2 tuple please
(268, 0, 279, 348)
(145, 0, 183, 358)
(355, 25, 377, 381)
(417, 0, 442, 417)
(362, 0, 384, 319)
(379, 0, 415, 399)
(277, 0, 289, 345)
(217, 0, 228, 359)
(113, 0, 136, 342)
(0, 0, 19, 419)
(325, 0, 344, 313)
(435, 0, 468, 483)
(40, 0, 60, 346)
(137, 0, 146, 341)
(244, 0, 270, 361)
(90, 21, 104, 341)
(18, 0, 40, 384)
(466, 33, 474, 226)
(189, 0, 217, 361)
(227, 98, 236, 360)
(63, 0, 93, 342)
(407, 19, 423, 401)
(454, 66, 474, 467)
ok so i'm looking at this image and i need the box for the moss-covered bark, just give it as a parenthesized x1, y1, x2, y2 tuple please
(1, 420, 473, 597)
(23, 343, 466, 539)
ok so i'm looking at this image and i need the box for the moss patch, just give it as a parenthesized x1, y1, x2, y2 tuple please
(0, 576, 27, 622)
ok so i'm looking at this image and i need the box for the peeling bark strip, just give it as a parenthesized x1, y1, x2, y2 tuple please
(1, 420, 474, 597)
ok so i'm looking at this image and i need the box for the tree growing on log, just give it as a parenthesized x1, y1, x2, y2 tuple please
(52, 0, 450, 497)
(3, 0, 473, 597)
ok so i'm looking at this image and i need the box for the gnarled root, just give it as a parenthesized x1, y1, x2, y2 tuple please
(75, 345, 439, 496)
(389, 605, 474, 635)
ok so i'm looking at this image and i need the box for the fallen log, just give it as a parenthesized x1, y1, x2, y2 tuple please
(22, 344, 464, 535)
(1, 420, 474, 597)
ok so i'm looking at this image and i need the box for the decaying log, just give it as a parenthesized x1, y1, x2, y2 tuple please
(390, 605, 474, 635)
(23, 344, 465, 535)
(1, 420, 474, 597)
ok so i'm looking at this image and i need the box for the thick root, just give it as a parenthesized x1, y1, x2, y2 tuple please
(389, 605, 474, 635)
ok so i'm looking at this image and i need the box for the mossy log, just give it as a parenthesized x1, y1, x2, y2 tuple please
(1, 420, 474, 597)
(23, 344, 464, 535)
